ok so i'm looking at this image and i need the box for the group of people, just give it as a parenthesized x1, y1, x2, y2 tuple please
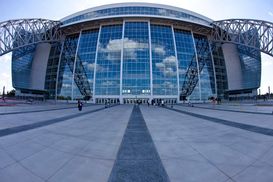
(209, 96, 222, 104)
(147, 99, 166, 107)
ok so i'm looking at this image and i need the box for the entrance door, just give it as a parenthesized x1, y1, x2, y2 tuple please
(123, 98, 149, 104)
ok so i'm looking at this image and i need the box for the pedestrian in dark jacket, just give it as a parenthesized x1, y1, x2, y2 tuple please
(78, 100, 83, 111)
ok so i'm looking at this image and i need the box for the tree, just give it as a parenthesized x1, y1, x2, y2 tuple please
(6, 89, 15, 97)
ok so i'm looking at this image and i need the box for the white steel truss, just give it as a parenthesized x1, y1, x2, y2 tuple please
(211, 19, 273, 57)
(0, 18, 62, 56)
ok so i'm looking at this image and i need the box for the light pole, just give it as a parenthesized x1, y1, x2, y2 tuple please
(2, 86, 5, 102)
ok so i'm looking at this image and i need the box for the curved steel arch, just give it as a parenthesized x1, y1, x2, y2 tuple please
(211, 19, 273, 57)
(0, 18, 62, 56)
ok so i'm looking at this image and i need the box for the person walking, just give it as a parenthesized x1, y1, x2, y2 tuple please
(78, 100, 83, 111)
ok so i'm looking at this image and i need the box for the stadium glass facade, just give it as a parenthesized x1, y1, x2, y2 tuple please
(11, 3, 261, 103)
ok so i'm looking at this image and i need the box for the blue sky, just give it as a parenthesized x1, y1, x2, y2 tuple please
(0, 0, 272, 94)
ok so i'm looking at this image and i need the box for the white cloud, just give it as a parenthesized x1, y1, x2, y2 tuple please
(262, 56, 273, 66)
(163, 56, 177, 65)
(157, 8, 167, 15)
(155, 62, 163, 68)
(268, 11, 273, 17)
(62, 83, 71, 88)
(0, 53, 13, 92)
(62, 74, 71, 79)
(100, 38, 149, 61)
(153, 46, 166, 55)
(1, 73, 9, 78)
(260, 53, 273, 94)
(155, 56, 177, 77)
(162, 81, 175, 89)
(123, 38, 149, 60)
(99, 39, 122, 61)
(0, 72, 12, 92)
(123, 38, 148, 49)
(86, 63, 104, 72)
(88, 79, 93, 84)
(164, 67, 177, 77)
(87, 63, 95, 71)
(0, 54, 12, 63)
(103, 39, 123, 52)
(102, 81, 116, 86)
(178, 68, 187, 75)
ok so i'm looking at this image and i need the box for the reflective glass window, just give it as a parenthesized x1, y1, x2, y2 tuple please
(45, 43, 61, 99)
(211, 43, 228, 99)
(122, 22, 150, 95)
(174, 29, 200, 100)
(237, 29, 261, 90)
(73, 29, 99, 100)
(193, 34, 215, 100)
(57, 34, 79, 100)
(12, 46, 36, 90)
(95, 24, 123, 95)
(150, 24, 177, 95)
(12, 30, 36, 90)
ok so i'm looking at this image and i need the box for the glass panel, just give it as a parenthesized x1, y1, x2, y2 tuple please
(12, 46, 36, 90)
(57, 34, 79, 100)
(193, 34, 215, 101)
(122, 22, 150, 95)
(45, 43, 61, 99)
(73, 29, 99, 100)
(95, 24, 123, 95)
(12, 30, 36, 90)
(174, 29, 200, 100)
(237, 29, 261, 90)
(150, 24, 177, 96)
(211, 43, 228, 99)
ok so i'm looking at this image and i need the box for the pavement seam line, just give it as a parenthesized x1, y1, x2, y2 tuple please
(0, 105, 118, 138)
(178, 104, 273, 116)
(0, 104, 96, 115)
(230, 142, 273, 179)
(165, 106, 273, 137)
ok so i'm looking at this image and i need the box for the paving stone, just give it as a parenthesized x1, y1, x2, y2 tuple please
(233, 161, 273, 182)
(48, 156, 113, 182)
(0, 163, 43, 182)
(20, 148, 73, 180)
(109, 159, 169, 182)
(0, 148, 16, 169)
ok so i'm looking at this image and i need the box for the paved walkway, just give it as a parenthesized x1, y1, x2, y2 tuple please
(142, 105, 273, 182)
(109, 105, 169, 182)
(190, 102, 273, 114)
(175, 105, 273, 130)
(0, 104, 273, 181)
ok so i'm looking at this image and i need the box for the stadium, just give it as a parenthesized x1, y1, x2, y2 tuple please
(1, 3, 272, 104)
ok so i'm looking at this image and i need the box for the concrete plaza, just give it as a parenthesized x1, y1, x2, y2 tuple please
(0, 103, 273, 181)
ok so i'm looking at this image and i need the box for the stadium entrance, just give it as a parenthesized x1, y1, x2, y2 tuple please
(123, 98, 149, 104)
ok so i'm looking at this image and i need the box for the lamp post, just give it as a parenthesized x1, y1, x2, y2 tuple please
(2, 86, 5, 102)
(269, 86, 271, 100)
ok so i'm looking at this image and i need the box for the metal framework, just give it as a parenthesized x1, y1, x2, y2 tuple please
(180, 36, 210, 98)
(211, 19, 273, 57)
(0, 18, 62, 56)
(61, 38, 92, 98)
